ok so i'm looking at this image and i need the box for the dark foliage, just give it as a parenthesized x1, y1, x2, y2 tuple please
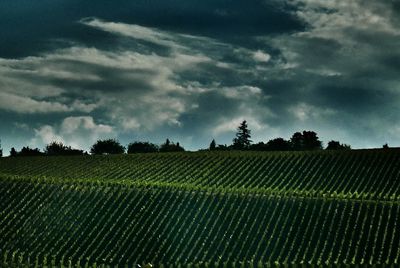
(127, 141, 159, 153)
(290, 131, 322, 151)
(249, 142, 268, 151)
(18, 147, 44, 156)
(45, 142, 84, 156)
(267, 138, 292, 151)
(217, 144, 230, 151)
(232, 120, 252, 150)
(383, 143, 389, 149)
(159, 139, 185, 152)
(209, 139, 216, 151)
(290, 132, 304, 151)
(250, 138, 291, 151)
(9, 148, 17, 157)
(326, 140, 351, 150)
(0, 140, 2, 157)
(90, 139, 125, 155)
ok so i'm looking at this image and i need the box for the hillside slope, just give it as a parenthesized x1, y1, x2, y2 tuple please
(0, 149, 399, 267)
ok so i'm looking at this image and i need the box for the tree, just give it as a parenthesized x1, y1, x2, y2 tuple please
(159, 139, 185, 152)
(127, 141, 159, 153)
(209, 139, 216, 151)
(90, 139, 125, 155)
(383, 143, 389, 149)
(290, 131, 322, 151)
(290, 132, 303, 151)
(232, 120, 252, 150)
(326, 140, 351, 150)
(0, 139, 2, 157)
(266, 138, 292, 151)
(249, 142, 268, 151)
(249, 138, 291, 151)
(45, 141, 84, 156)
(18, 147, 44, 156)
(10, 147, 17, 157)
(302, 131, 323, 150)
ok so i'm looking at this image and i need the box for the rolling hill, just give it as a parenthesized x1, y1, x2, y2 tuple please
(0, 149, 399, 267)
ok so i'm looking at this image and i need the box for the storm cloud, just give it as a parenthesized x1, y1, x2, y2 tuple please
(0, 0, 399, 153)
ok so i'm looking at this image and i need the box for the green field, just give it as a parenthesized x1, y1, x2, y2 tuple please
(1, 149, 400, 267)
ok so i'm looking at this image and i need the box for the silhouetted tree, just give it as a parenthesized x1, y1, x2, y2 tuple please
(45, 142, 66, 155)
(249, 142, 268, 151)
(217, 144, 230, 151)
(383, 143, 389, 149)
(0, 139, 2, 157)
(302, 131, 322, 150)
(267, 138, 292, 151)
(290, 132, 303, 151)
(290, 131, 322, 151)
(159, 139, 185, 152)
(18, 147, 44, 156)
(209, 139, 216, 151)
(45, 141, 84, 156)
(127, 141, 159, 153)
(90, 139, 125, 155)
(10, 147, 17, 157)
(232, 120, 252, 150)
(250, 138, 291, 151)
(326, 140, 351, 150)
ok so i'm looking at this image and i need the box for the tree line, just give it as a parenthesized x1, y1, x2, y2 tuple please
(1, 120, 390, 157)
(209, 120, 351, 152)
(4, 138, 185, 157)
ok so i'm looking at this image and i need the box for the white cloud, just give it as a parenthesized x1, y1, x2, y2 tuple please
(289, 102, 336, 121)
(0, 92, 71, 113)
(32, 116, 114, 150)
(221, 85, 262, 99)
(212, 117, 266, 136)
(71, 100, 98, 113)
(60, 116, 113, 135)
(34, 125, 65, 145)
(253, 50, 271, 62)
(290, 0, 400, 39)
(121, 118, 141, 131)
(0, 91, 99, 114)
(0, 43, 207, 120)
(80, 18, 184, 50)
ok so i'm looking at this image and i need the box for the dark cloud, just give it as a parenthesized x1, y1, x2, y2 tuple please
(0, 0, 303, 58)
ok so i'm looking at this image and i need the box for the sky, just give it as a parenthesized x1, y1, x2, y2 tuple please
(0, 0, 400, 154)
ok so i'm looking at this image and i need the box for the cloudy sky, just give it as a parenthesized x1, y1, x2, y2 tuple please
(1, 0, 399, 153)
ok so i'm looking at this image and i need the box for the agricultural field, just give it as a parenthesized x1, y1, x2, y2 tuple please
(1, 149, 400, 267)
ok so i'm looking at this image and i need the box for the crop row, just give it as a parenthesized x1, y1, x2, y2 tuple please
(0, 150, 399, 201)
(1, 179, 400, 266)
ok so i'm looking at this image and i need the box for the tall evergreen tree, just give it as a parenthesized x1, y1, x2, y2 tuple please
(10, 148, 17, 157)
(232, 120, 252, 150)
(209, 139, 216, 151)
